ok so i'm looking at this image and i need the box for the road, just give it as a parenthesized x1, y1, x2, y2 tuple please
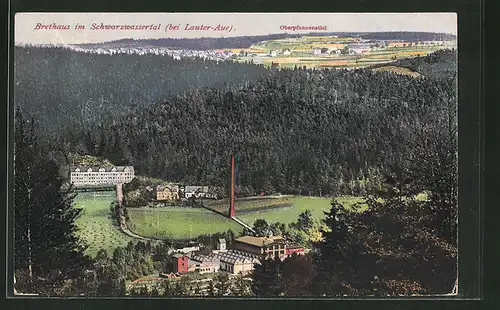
(115, 183, 162, 243)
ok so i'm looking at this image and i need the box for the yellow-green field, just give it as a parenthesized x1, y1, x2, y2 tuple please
(127, 207, 243, 240)
(74, 191, 135, 257)
(126, 196, 365, 240)
(237, 196, 365, 226)
(372, 66, 423, 78)
(230, 35, 455, 70)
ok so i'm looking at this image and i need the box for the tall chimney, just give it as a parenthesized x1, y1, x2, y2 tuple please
(230, 154, 235, 218)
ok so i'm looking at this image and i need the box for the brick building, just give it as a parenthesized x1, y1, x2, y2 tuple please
(172, 253, 189, 273)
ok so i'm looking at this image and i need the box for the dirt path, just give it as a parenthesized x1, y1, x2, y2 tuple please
(115, 183, 162, 243)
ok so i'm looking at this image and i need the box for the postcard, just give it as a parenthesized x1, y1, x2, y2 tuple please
(12, 12, 458, 297)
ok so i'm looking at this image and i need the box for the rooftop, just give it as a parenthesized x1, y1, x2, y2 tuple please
(172, 253, 187, 259)
(189, 252, 219, 263)
(234, 235, 284, 248)
(157, 184, 179, 191)
(70, 165, 134, 173)
(215, 250, 259, 264)
(185, 185, 209, 192)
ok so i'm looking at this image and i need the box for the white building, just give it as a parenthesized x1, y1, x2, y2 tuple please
(282, 49, 292, 56)
(312, 47, 322, 55)
(70, 166, 135, 186)
(184, 186, 210, 198)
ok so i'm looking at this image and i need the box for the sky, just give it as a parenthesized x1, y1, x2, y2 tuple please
(14, 12, 457, 45)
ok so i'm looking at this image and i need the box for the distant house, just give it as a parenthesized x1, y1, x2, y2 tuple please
(269, 50, 277, 57)
(271, 61, 279, 68)
(252, 58, 264, 65)
(156, 184, 179, 201)
(348, 44, 372, 54)
(184, 186, 210, 199)
(70, 165, 135, 186)
(312, 47, 322, 55)
(282, 48, 292, 56)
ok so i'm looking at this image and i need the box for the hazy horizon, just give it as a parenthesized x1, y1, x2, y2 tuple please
(15, 13, 457, 45)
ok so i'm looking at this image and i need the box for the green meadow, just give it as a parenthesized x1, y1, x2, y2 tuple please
(126, 196, 365, 239)
(74, 191, 134, 257)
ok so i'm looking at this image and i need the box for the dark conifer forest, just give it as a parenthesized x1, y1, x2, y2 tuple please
(55, 50, 456, 199)
(14, 46, 268, 133)
(14, 46, 457, 199)
(13, 44, 458, 296)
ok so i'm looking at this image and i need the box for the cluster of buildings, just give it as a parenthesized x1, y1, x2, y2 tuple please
(172, 236, 305, 275)
(46, 44, 236, 61)
(69, 165, 216, 201)
(268, 49, 292, 57)
(156, 184, 218, 201)
(70, 165, 135, 186)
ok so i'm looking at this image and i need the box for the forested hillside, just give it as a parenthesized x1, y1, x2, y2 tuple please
(80, 34, 297, 50)
(371, 49, 457, 79)
(77, 32, 456, 50)
(64, 54, 456, 198)
(14, 46, 268, 132)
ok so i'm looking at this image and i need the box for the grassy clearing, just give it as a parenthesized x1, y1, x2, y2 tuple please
(127, 196, 365, 239)
(74, 191, 134, 257)
(372, 66, 423, 78)
(204, 197, 293, 216)
(127, 207, 243, 240)
(237, 196, 365, 226)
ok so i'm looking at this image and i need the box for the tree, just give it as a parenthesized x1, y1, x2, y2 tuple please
(251, 257, 283, 296)
(150, 286, 160, 296)
(162, 279, 173, 296)
(280, 253, 314, 296)
(207, 279, 215, 296)
(312, 200, 353, 296)
(313, 191, 457, 296)
(139, 285, 150, 296)
(14, 112, 90, 295)
(193, 281, 202, 296)
(233, 272, 251, 296)
(214, 272, 230, 296)
(296, 210, 314, 231)
(253, 219, 271, 237)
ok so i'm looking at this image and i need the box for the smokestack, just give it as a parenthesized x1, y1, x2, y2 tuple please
(230, 154, 235, 218)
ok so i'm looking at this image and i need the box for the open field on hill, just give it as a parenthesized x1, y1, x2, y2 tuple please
(74, 191, 134, 257)
(204, 196, 294, 216)
(237, 196, 366, 226)
(127, 207, 243, 240)
(232, 34, 452, 70)
(372, 65, 423, 77)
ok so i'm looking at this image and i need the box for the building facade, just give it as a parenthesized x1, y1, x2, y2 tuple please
(285, 245, 305, 256)
(215, 251, 259, 275)
(188, 253, 220, 274)
(172, 254, 189, 273)
(70, 166, 135, 186)
(156, 184, 179, 201)
(233, 236, 287, 259)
